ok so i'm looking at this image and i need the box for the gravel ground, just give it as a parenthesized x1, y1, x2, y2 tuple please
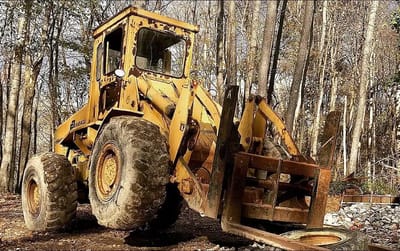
(1, 193, 397, 250)
(0, 193, 276, 251)
(324, 202, 400, 250)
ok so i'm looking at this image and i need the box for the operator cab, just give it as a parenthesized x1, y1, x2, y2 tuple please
(82, 6, 199, 125)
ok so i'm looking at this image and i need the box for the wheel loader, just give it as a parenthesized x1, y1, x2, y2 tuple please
(21, 6, 356, 250)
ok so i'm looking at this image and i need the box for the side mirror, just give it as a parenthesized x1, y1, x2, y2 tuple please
(114, 69, 125, 78)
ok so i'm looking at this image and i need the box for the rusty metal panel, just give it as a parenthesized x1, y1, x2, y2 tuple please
(246, 178, 312, 195)
(318, 111, 341, 168)
(238, 152, 326, 177)
(267, 159, 282, 218)
(221, 221, 329, 251)
(205, 85, 239, 218)
(221, 154, 249, 224)
(174, 157, 207, 213)
(307, 168, 331, 228)
(242, 187, 264, 203)
(342, 194, 399, 204)
(242, 203, 309, 223)
(219, 152, 326, 250)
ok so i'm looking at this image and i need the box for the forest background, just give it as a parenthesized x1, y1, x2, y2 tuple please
(0, 0, 399, 195)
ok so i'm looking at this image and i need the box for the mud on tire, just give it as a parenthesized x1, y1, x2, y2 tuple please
(88, 116, 170, 230)
(21, 152, 78, 231)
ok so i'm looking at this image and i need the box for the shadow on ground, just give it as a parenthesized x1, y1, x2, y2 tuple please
(125, 205, 252, 248)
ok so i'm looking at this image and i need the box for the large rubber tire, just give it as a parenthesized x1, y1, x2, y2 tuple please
(21, 152, 78, 231)
(88, 116, 170, 230)
(281, 228, 370, 250)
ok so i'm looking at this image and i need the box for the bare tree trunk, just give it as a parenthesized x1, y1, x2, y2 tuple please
(48, 7, 64, 148)
(155, 0, 161, 11)
(298, 108, 305, 153)
(343, 96, 348, 176)
(226, 0, 236, 87)
(329, 39, 338, 112)
(244, 0, 261, 100)
(292, 1, 314, 137)
(216, 0, 225, 103)
(2, 62, 11, 139)
(32, 83, 42, 155)
(396, 85, 400, 177)
(5, 62, 11, 109)
(134, 0, 148, 9)
(192, 0, 197, 24)
(0, 17, 26, 192)
(0, 51, 9, 163)
(310, 0, 328, 159)
(367, 83, 376, 186)
(17, 57, 43, 190)
(48, 16, 56, 149)
(285, 0, 314, 134)
(292, 38, 312, 136)
(348, 1, 379, 175)
(17, 4, 48, 191)
(54, 9, 63, 122)
(258, 0, 278, 98)
(268, 0, 288, 105)
(0, 64, 3, 161)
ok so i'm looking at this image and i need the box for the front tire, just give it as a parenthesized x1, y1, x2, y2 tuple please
(21, 152, 78, 231)
(88, 116, 170, 230)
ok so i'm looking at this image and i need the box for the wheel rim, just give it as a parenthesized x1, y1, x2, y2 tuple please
(297, 234, 343, 246)
(282, 230, 349, 246)
(27, 178, 40, 216)
(96, 143, 121, 202)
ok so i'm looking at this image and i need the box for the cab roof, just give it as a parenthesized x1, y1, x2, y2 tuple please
(93, 6, 200, 37)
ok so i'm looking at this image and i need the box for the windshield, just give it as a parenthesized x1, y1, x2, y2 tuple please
(135, 28, 186, 77)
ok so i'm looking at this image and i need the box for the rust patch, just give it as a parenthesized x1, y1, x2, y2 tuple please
(181, 179, 193, 194)
(130, 67, 141, 77)
(186, 38, 192, 48)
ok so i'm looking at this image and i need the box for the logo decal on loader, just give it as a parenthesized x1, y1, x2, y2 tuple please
(70, 120, 86, 129)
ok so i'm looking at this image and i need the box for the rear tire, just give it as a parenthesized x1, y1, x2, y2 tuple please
(88, 116, 170, 230)
(21, 152, 78, 231)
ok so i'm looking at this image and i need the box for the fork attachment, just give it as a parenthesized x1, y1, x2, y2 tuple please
(220, 152, 331, 250)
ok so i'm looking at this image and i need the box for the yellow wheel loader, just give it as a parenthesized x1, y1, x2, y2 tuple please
(21, 6, 360, 250)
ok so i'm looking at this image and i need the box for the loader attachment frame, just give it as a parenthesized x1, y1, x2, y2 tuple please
(204, 86, 338, 250)
(220, 152, 331, 250)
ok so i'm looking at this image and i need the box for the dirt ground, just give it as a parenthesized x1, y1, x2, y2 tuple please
(0, 193, 345, 251)
(0, 193, 273, 251)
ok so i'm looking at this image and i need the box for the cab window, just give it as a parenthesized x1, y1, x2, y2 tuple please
(96, 42, 103, 80)
(104, 27, 123, 74)
(135, 28, 185, 77)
